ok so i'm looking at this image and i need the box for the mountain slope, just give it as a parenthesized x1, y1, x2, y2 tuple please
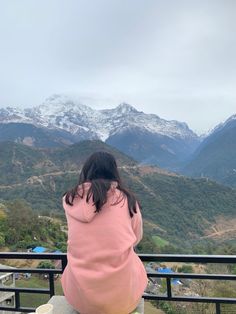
(182, 116, 236, 186)
(0, 123, 76, 147)
(106, 126, 198, 168)
(0, 140, 136, 185)
(0, 141, 236, 247)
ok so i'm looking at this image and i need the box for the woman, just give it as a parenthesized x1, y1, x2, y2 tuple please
(61, 151, 148, 314)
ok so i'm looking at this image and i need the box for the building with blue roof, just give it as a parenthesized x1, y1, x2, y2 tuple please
(157, 267, 182, 285)
(32, 246, 47, 253)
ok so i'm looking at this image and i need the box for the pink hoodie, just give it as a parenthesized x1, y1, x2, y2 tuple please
(61, 182, 148, 314)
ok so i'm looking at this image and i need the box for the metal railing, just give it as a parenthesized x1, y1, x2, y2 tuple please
(140, 254, 236, 314)
(0, 253, 235, 313)
(0, 252, 67, 313)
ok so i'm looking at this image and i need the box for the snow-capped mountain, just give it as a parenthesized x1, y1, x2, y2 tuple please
(182, 114, 236, 186)
(0, 94, 198, 141)
(0, 94, 201, 169)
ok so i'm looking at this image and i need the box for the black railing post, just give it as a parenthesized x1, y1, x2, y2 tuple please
(166, 277, 172, 299)
(216, 303, 221, 314)
(61, 255, 67, 271)
(15, 291, 20, 310)
(49, 273, 55, 297)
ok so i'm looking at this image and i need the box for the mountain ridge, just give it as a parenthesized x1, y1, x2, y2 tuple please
(182, 116, 236, 186)
(0, 94, 198, 141)
(0, 94, 201, 169)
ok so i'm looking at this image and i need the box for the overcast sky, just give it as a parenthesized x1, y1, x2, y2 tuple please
(0, 0, 235, 134)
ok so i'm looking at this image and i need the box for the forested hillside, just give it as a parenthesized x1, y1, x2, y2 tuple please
(1, 140, 236, 252)
(0, 199, 66, 251)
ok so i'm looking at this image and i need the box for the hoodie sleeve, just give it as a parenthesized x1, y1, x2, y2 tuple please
(131, 202, 143, 246)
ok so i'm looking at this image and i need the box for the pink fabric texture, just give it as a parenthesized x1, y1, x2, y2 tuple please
(61, 182, 148, 314)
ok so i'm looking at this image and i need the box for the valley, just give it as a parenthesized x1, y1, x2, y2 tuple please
(0, 97, 236, 254)
(1, 94, 236, 188)
(0, 140, 236, 254)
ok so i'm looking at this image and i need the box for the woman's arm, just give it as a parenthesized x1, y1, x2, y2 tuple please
(131, 203, 143, 247)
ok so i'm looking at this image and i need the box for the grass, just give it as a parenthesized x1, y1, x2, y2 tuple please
(152, 235, 169, 248)
(16, 274, 63, 308)
(145, 301, 165, 313)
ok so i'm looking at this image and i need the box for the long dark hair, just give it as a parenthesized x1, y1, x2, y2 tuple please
(64, 151, 139, 217)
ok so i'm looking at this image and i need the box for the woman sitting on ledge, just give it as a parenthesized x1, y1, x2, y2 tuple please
(61, 151, 148, 314)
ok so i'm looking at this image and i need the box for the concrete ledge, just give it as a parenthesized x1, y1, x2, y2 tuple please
(48, 295, 145, 314)
(48, 296, 79, 314)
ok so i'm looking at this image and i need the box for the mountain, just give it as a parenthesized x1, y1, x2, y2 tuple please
(182, 115, 236, 186)
(106, 126, 198, 169)
(1, 140, 236, 248)
(0, 123, 76, 147)
(0, 94, 200, 169)
(0, 140, 135, 185)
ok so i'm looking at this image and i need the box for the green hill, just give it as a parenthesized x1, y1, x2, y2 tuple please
(0, 140, 236, 251)
(0, 140, 135, 184)
(0, 199, 66, 250)
(124, 168, 236, 244)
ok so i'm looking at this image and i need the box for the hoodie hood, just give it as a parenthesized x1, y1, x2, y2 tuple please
(63, 181, 118, 223)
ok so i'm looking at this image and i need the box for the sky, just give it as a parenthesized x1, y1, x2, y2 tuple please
(0, 0, 235, 134)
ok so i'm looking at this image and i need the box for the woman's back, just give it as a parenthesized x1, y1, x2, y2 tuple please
(61, 182, 148, 314)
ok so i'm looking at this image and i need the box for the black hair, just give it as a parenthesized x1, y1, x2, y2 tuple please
(64, 151, 139, 217)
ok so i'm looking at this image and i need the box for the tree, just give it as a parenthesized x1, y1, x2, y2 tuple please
(0, 233, 5, 247)
(37, 261, 55, 269)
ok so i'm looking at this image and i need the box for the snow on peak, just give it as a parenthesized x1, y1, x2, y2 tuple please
(209, 113, 236, 136)
(115, 103, 138, 114)
(38, 94, 93, 116)
(225, 114, 236, 124)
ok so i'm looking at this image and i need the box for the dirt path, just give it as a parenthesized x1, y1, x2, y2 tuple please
(201, 227, 236, 239)
(0, 170, 78, 189)
(0, 165, 174, 190)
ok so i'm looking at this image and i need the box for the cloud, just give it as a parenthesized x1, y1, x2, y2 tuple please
(0, 0, 235, 133)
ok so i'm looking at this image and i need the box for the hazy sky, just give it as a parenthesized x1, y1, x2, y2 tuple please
(0, 0, 236, 134)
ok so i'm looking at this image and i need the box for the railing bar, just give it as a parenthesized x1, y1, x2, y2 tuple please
(0, 306, 35, 313)
(49, 272, 55, 297)
(216, 303, 221, 314)
(1, 252, 236, 264)
(0, 252, 67, 259)
(166, 277, 172, 299)
(138, 254, 236, 263)
(0, 268, 62, 274)
(0, 287, 50, 294)
(1, 252, 236, 263)
(143, 294, 236, 304)
(146, 272, 236, 280)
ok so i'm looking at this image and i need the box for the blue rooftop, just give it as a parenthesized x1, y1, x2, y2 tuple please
(157, 267, 174, 274)
(157, 267, 181, 285)
(32, 246, 47, 253)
